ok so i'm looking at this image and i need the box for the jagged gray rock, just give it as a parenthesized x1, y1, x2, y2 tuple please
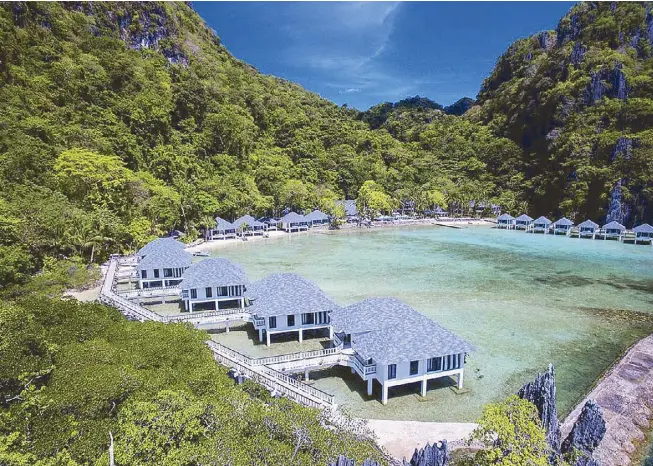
(403, 441, 449, 466)
(328, 456, 380, 466)
(561, 400, 606, 466)
(517, 364, 562, 461)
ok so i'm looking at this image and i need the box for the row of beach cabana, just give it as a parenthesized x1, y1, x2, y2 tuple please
(496, 214, 653, 244)
(206, 210, 331, 240)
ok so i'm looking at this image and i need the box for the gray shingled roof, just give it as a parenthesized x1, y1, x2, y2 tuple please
(534, 216, 552, 225)
(137, 238, 186, 257)
(497, 213, 514, 221)
(215, 216, 235, 231)
(554, 217, 574, 227)
(634, 223, 653, 233)
(602, 221, 625, 230)
(181, 258, 248, 290)
(515, 214, 533, 222)
(578, 220, 599, 229)
(304, 210, 329, 221)
(280, 212, 305, 223)
(434, 207, 447, 214)
(246, 273, 340, 317)
(330, 298, 474, 365)
(336, 200, 358, 216)
(139, 248, 192, 270)
(232, 215, 265, 229)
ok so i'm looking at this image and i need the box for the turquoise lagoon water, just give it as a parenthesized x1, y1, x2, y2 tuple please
(210, 226, 653, 422)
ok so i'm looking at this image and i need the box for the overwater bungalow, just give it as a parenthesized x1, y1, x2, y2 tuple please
(137, 248, 192, 289)
(496, 213, 515, 229)
(233, 215, 266, 236)
(246, 273, 337, 346)
(600, 221, 626, 240)
(280, 212, 308, 232)
(136, 237, 185, 260)
(532, 216, 552, 233)
(514, 214, 533, 230)
(633, 223, 653, 244)
(552, 217, 574, 235)
(207, 217, 237, 240)
(180, 258, 248, 312)
(577, 220, 599, 239)
(329, 298, 473, 405)
(304, 209, 330, 226)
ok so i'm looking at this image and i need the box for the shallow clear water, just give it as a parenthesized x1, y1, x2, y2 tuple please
(211, 226, 653, 422)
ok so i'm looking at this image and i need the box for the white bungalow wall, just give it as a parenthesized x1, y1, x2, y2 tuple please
(258, 311, 331, 345)
(138, 266, 186, 289)
(181, 285, 246, 311)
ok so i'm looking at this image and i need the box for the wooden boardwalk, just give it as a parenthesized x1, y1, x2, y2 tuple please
(561, 335, 653, 466)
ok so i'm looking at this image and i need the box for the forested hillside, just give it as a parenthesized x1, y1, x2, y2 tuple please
(0, 1, 521, 284)
(476, 1, 653, 226)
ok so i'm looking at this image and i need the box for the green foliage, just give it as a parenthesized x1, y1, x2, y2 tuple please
(470, 395, 551, 466)
(357, 181, 396, 219)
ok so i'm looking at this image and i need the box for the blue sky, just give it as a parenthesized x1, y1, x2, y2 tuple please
(194, 2, 576, 110)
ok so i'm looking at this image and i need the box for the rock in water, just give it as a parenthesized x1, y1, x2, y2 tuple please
(517, 364, 562, 460)
(328, 456, 380, 466)
(561, 400, 606, 466)
(403, 441, 449, 466)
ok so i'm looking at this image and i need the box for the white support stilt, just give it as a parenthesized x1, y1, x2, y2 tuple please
(381, 383, 388, 405)
(266, 331, 271, 347)
(189, 301, 194, 313)
(304, 369, 309, 381)
(225, 320, 230, 333)
(367, 378, 373, 396)
(298, 328, 303, 343)
(457, 371, 464, 389)
(329, 326, 334, 340)
(421, 379, 427, 397)
(351, 367, 355, 374)
(215, 300, 219, 311)
(258, 328, 263, 342)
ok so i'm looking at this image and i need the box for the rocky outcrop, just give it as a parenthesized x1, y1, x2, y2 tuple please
(538, 31, 557, 50)
(328, 456, 380, 466)
(611, 137, 635, 162)
(562, 400, 606, 466)
(605, 179, 631, 225)
(403, 441, 449, 466)
(584, 64, 629, 105)
(517, 364, 562, 460)
(570, 42, 586, 68)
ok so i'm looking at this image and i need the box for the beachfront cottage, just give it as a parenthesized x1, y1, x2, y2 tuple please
(329, 298, 474, 405)
(208, 217, 237, 240)
(180, 259, 248, 312)
(260, 217, 280, 231)
(515, 214, 533, 230)
(553, 217, 574, 235)
(633, 223, 653, 244)
(532, 216, 552, 233)
(280, 212, 308, 232)
(137, 248, 192, 289)
(304, 209, 330, 226)
(496, 213, 515, 229)
(601, 221, 626, 240)
(336, 200, 358, 218)
(136, 237, 185, 260)
(433, 206, 448, 217)
(232, 215, 266, 236)
(246, 273, 338, 346)
(577, 220, 599, 239)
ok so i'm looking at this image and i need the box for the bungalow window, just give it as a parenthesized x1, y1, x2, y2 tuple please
(153, 269, 160, 278)
(218, 286, 228, 296)
(269, 316, 277, 329)
(163, 268, 173, 278)
(427, 357, 442, 372)
(287, 315, 295, 327)
(410, 360, 419, 376)
(387, 364, 396, 380)
(302, 313, 315, 325)
(141, 270, 147, 279)
(190, 288, 197, 299)
(205, 287, 212, 298)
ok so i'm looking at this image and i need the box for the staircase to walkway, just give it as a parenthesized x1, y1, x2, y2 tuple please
(99, 258, 337, 409)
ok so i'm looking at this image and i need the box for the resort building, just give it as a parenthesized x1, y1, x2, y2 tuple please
(246, 273, 338, 346)
(260, 217, 280, 231)
(136, 237, 185, 260)
(601, 221, 626, 240)
(233, 215, 266, 236)
(329, 298, 474, 405)
(280, 212, 308, 232)
(633, 223, 653, 244)
(336, 200, 359, 219)
(207, 217, 237, 240)
(578, 220, 599, 239)
(532, 216, 552, 233)
(433, 206, 448, 217)
(515, 214, 533, 230)
(137, 248, 192, 289)
(304, 209, 330, 227)
(180, 258, 248, 312)
(552, 217, 574, 235)
(496, 213, 515, 229)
